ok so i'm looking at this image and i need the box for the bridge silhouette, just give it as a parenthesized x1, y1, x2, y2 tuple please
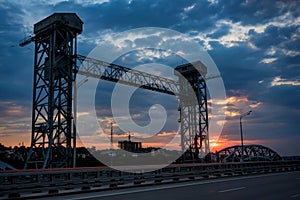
(20, 13, 209, 169)
(0, 12, 299, 200)
(16, 13, 283, 170)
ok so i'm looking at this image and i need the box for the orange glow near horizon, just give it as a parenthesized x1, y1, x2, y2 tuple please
(0, 136, 272, 155)
(0, 95, 263, 151)
(210, 138, 270, 152)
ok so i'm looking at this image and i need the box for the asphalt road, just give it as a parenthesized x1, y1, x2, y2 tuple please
(43, 171, 300, 200)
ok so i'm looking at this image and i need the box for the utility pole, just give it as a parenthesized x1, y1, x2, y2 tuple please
(110, 122, 113, 149)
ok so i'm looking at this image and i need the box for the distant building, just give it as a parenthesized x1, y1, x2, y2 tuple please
(118, 133, 140, 152)
(118, 140, 142, 152)
(118, 133, 142, 152)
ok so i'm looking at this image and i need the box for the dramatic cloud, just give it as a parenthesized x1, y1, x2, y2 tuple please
(271, 76, 300, 87)
(0, 0, 299, 156)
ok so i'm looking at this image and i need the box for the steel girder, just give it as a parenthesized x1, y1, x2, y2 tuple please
(217, 144, 282, 162)
(175, 63, 209, 160)
(76, 55, 179, 95)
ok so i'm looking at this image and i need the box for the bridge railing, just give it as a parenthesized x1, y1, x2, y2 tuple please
(0, 160, 299, 199)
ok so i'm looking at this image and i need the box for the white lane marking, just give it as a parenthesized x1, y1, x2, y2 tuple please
(291, 194, 300, 198)
(218, 187, 246, 193)
(64, 171, 299, 200)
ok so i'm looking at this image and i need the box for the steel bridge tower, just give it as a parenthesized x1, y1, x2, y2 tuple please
(24, 13, 83, 168)
(175, 62, 209, 160)
(22, 13, 210, 167)
(77, 56, 210, 162)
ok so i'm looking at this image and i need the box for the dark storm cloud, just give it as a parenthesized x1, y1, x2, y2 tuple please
(172, 1, 219, 32)
(276, 56, 300, 77)
(209, 43, 268, 90)
(251, 25, 299, 50)
(207, 25, 230, 39)
(261, 85, 300, 109)
(206, 0, 299, 108)
(54, 0, 190, 34)
(0, 40, 33, 103)
(96, 0, 182, 28)
(217, 0, 296, 25)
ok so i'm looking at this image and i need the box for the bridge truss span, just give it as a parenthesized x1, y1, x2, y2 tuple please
(77, 55, 210, 160)
(76, 55, 179, 96)
(22, 13, 210, 168)
(217, 144, 282, 163)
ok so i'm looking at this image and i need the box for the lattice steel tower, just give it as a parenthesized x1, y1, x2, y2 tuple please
(25, 13, 83, 168)
(175, 62, 209, 160)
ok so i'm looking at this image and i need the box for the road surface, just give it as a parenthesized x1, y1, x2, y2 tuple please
(42, 171, 300, 200)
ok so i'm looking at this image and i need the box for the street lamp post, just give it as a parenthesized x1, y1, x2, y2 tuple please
(73, 77, 88, 168)
(110, 121, 113, 149)
(240, 110, 252, 162)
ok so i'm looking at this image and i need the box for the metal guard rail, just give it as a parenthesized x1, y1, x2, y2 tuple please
(0, 160, 299, 199)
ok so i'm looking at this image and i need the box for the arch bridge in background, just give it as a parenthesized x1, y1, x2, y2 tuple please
(216, 144, 282, 162)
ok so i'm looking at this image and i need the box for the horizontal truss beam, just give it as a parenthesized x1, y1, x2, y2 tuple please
(76, 55, 179, 96)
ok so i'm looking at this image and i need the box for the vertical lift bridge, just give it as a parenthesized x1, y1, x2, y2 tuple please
(21, 13, 209, 168)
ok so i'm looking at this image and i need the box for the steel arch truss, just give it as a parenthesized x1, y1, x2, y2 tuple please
(217, 144, 282, 162)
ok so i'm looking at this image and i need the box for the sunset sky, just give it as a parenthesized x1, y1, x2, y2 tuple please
(0, 0, 299, 156)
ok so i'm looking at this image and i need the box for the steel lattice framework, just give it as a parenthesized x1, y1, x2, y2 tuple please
(76, 55, 179, 95)
(24, 13, 83, 168)
(217, 144, 282, 162)
(77, 56, 209, 160)
(175, 63, 209, 160)
(23, 13, 210, 168)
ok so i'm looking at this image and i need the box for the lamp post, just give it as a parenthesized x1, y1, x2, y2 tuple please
(73, 77, 88, 168)
(110, 121, 113, 149)
(240, 110, 252, 162)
